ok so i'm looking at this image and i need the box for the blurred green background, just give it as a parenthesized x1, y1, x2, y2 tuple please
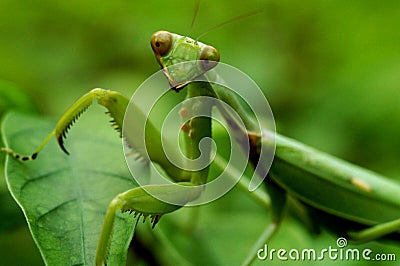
(1, 0, 399, 265)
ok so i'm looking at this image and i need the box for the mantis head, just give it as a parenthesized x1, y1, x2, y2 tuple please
(150, 31, 220, 91)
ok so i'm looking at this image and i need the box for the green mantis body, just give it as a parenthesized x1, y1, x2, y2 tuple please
(2, 30, 400, 265)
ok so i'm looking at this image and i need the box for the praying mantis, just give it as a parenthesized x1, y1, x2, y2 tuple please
(2, 28, 400, 266)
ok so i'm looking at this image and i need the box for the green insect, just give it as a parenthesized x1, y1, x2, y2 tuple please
(2, 29, 400, 266)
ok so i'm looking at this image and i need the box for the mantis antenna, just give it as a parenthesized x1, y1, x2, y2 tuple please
(188, 0, 201, 36)
(196, 10, 263, 41)
(187, 0, 262, 41)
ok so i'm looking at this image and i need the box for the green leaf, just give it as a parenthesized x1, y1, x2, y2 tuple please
(0, 80, 38, 232)
(2, 111, 139, 265)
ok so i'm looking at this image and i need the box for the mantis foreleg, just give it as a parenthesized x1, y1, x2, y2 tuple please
(95, 182, 202, 265)
(1, 88, 128, 161)
(1, 88, 188, 181)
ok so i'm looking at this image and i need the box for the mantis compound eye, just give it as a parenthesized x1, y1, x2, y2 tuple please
(199, 45, 220, 71)
(151, 31, 173, 56)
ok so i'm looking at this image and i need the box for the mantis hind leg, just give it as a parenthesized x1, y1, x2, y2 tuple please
(347, 218, 400, 243)
(241, 177, 287, 266)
